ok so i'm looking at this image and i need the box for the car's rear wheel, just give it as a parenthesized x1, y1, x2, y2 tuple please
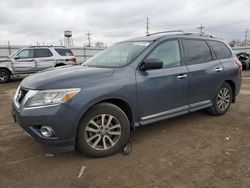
(207, 82, 232, 115)
(0, 69, 10, 83)
(246, 63, 250, 70)
(77, 103, 130, 157)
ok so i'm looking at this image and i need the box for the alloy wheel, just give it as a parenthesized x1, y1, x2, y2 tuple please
(217, 87, 230, 111)
(0, 71, 7, 81)
(84, 114, 121, 151)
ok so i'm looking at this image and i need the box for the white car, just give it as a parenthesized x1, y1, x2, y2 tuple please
(0, 46, 77, 83)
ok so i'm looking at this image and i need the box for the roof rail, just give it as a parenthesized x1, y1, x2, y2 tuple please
(183, 32, 216, 38)
(147, 30, 184, 36)
(30, 45, 66, 48)
(146, 30, 216, 38)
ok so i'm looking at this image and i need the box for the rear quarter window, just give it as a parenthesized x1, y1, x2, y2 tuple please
(208, 41, 232, 59)
(55, 49, 74, 56)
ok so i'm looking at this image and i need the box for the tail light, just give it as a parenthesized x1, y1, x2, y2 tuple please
(235, 60, 242, 71)
(70, 56, 77, 64)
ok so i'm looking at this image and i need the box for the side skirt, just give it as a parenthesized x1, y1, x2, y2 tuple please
(138, 100, 212, 126)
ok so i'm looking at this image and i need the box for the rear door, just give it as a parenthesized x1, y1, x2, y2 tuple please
(208, 40, 242, 95)
(12, 49, 36, 73)
(34, 48, 55, 71)
(182, 39, 223, 110)
(136, 39, 189, 123)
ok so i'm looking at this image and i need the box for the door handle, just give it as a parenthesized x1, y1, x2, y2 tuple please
(215, 67, 223, 72)
(177, 74, 187, 79)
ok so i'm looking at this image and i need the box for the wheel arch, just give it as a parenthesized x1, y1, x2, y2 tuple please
(0, 67, 12, 75)
(54, 63, 66, 67)
(102, 98, 134, 127)
(224, 80, 236, 103)
(77, 97, 136, 130)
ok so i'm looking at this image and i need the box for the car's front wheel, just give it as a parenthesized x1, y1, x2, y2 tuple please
(207, 82, 232, 115)
(0, 69, 10, 83)
(77, 103, 130, 157)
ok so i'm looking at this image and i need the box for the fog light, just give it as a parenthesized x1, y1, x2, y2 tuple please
(40, 126, 54, 137)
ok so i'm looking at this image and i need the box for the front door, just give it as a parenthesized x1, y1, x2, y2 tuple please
(12, 49, 35, 73)
(136, 39, 189, 124)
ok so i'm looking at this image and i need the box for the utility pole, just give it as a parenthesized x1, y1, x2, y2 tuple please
(197, 24, 205, 35)
(7, 41, 11, 55)
(59, 39, 63, 46)
(245, 28, 248, 46)
(86, 31, 92, 47)
(83, 44, 86, 62)
(146, 17, 149, 36)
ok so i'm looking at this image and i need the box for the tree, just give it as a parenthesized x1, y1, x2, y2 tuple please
(229, 40, 236, 47)
(95, 41, 105, 48)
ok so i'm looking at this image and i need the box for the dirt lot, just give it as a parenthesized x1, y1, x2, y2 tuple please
(0, 72, 250, 188)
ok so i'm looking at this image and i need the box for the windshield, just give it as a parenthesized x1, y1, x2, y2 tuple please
(84, 42, 150, 68)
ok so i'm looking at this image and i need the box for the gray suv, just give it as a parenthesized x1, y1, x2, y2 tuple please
(12, 32, 242, 157)
(0, 46, 76, 83)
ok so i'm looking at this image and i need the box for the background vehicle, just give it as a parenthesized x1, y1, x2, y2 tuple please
(236, 52, 250, 70)
(12, 31, 242, 157)
(0, 46, 77, 83)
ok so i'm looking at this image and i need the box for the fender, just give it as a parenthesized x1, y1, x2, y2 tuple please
(0, 60, 14, 74)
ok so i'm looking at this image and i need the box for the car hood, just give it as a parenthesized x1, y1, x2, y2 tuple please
(21, 65, 114, 89)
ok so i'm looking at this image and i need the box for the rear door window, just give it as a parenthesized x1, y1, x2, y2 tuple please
(55, 49, 73, 56)
(183, 39, 213, 65)
(208, 41, 232, 59)
(34, 49, 53, 58)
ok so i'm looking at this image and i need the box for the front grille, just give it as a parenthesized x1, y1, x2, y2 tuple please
(17, 88, 28, 104)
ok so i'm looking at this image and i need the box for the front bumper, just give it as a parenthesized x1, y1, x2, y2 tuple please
(12, 101, 79, 153)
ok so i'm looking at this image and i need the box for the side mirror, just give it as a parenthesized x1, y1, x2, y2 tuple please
(140, 58, 163, 70)
(14, 55, 20, 60)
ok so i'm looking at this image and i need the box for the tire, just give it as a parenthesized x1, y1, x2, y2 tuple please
(246, 63, 250, 70)
(0, 69, 11, 83)
(77, 102, 130, 157)
(54, 63, 66, 67)
(207, 82, 232, 116)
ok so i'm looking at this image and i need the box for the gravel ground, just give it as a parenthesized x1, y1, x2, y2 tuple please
(0, 71, 250, 188)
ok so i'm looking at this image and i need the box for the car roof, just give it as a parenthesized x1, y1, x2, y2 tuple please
(30, 46, 68, 49)
(18, 46, 70, 50)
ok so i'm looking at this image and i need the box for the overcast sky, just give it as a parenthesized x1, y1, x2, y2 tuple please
(0, 0, 250, 46)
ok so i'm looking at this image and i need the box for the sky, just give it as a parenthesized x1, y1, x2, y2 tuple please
(0, 0, 250, 47)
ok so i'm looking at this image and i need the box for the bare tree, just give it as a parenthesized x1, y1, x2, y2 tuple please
(95, 41, 105, 48)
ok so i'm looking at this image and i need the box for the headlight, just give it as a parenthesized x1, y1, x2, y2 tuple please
(24, 88, 81, 108)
